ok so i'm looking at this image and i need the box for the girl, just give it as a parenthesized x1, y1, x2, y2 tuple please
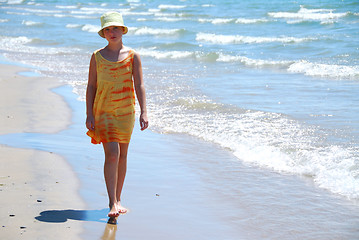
(86, 12, 148, 218)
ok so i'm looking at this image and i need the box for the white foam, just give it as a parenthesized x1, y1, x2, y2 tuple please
(202, 4, 215, 7)
(66, 24, 82, 28)
(0, 18, 9, 23)
(55, 5, 78, 9)
(130, 26, 182, 36)
(19, 8, 62, 14)
(235, 18, 269, 24)
(6, 0, 25, 4)
(268, 6, 348, 24)
(0, 36, 32, 47)
(217, 53, 292, 68)
(217, 53, 359, 79)
(6, 11, 31, 16)
(71, 10, 97, 15)
(22, 20, 42, 26)
(154, 17, 184, 22)
(199, 18, 268, 24)
(27, 2, 43, 6)
(288, 60, 359, 78)
(121, 11, 153, 16)
(211, 18, 234, 24)
(81, 24, 99, 33)
(53, 14, 67, 18)
(148, 89, 359, 199)
(138, 48, 194, 59)
(0, 35, 80, 55)
(153, 12, 177, 17)
(72, 15, 97, 19)
(196, 33, 316, 44)
(313, 147, 359, 198)
(78, 7, 110, 13)
(129, 2, 143, 8)
(149, 8, 160, 12)
(158, 4, 186, 9)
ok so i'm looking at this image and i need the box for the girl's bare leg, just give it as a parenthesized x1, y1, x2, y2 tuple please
(103, 142, 120, 217)
(116, 143, 129, 214)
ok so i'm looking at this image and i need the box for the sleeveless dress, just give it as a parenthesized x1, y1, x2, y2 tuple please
(87, 49, 136, 144)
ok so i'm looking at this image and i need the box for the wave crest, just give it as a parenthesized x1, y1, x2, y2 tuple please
(130, 26, 184, 36)
(288, 61, 359, 78)
(268, 6, 349, 24)
(196, 33, 317, 44)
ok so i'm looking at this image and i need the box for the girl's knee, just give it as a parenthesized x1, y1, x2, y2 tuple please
(118, 143, 129, 162)
(105, 153, 119, 163)
(103, 142, 120, 163)
(119, 153, 127, 163)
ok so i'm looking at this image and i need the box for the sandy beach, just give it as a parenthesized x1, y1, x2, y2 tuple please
(0, 63, 242, 240)
(0, 64, 84, 239)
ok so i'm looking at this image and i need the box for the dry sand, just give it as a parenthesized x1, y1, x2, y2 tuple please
(0, 64, 85, 239)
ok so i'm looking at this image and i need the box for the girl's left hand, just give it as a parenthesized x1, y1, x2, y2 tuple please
(140, 113, 148, 131)
(86, 114, 95, 131)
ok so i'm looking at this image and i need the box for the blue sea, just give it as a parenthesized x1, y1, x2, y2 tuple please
(1, 0, 359, 238)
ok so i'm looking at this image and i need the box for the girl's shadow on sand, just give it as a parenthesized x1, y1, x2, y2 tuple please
(35, 209, 109, 223)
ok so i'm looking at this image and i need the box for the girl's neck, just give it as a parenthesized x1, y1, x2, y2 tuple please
(106, 42, 124, 52)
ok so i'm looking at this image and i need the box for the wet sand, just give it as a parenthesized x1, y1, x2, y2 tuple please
(0, 64, 85, 239)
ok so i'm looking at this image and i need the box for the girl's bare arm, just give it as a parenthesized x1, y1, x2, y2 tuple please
(86, 53, 97, 130)
(133, 51, 148, 131)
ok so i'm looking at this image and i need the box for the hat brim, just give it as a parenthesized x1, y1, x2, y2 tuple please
(98, 22, 128, 38)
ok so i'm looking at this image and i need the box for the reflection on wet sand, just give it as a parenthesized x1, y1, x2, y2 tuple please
(101, 218, 118, 240)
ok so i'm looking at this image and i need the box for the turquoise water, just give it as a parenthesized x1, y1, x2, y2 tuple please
(0, 0, 358, 204)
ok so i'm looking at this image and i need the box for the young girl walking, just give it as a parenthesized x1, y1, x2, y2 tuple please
(86, 12, 148, 218)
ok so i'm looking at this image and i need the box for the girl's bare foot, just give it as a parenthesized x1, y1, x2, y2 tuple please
(108, 204, 119, 218)
(107, 217, 117, 225)
(117, 202, 128, 214)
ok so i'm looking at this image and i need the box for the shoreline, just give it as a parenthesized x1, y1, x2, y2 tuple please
(0, 63, 85, 239)
(0, 62, 359, 240)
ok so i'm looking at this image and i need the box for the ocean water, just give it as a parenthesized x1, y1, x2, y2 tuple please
(1, 0, 359, 226)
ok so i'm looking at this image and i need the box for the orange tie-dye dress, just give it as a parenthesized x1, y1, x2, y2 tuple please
(87, 49, 136, 144)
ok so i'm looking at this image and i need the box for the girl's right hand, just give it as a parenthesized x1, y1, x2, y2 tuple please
(86, 115, 95, 130)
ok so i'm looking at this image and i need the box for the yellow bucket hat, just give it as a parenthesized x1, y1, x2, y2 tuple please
(98, 12, 128, 38)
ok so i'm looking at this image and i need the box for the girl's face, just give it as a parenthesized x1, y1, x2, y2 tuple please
(103, 26, 124, 41)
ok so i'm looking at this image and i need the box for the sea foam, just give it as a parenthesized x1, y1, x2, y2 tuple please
(148, 86, 359, 200)
(196, 33, 317, 44)
(6, 0, 25, 4)
(158, 4, 186, 9)
(217, 53, 292, 68)
(288, 61, 359, 79)
(268, 6, 349, 24)
(138, 48, 194, 59)
(66, 24, 82, 28)
(130, 26, 183, 36)
(0, 36, 32, 48)
(199, 18, 268, 24)
(217, 53, 359, 79)
(22, 20, 43, 26)
(55, 5, 79, 9)
(81, 24, 99, 33)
